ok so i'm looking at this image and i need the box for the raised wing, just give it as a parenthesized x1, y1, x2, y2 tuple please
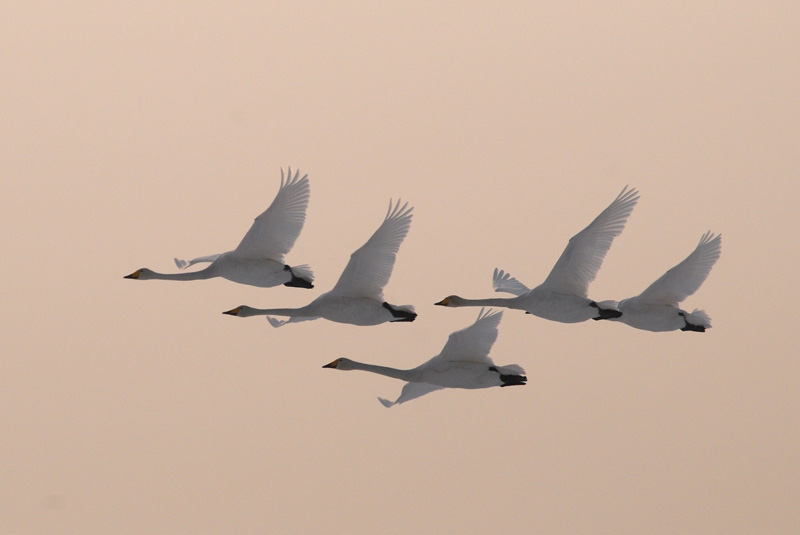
(541, 186, 639, 296)
(378, 382, 445, 407)
(173, 254, 222, 270)
(330, 200, 413, 299)
(234, 168, 310, 260)
(492, 268, 530, 296)
(432, 308, 502, 365)
(637, 232, 721, 306)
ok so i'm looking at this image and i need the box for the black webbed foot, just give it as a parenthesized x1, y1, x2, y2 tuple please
(490, 366, 528, 387)
(678, 311, 706, 332)
(283, 265, 314, 289)
(383, 302, 417, 322)
(590, 301, 622, 320)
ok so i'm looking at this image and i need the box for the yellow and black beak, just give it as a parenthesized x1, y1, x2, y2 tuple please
(322, 358, 341, 369)
(222, 306, 242, 316)
(124, 269, 142, 279)
(434, 297, 450, 306)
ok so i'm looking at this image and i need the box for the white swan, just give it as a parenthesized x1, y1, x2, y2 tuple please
(435, 186, 639, 323)
(223, 200, 416, 326)
(124, 168, 314, 288)
(323, 309, 526, 407)
(604, 232, 721, 332)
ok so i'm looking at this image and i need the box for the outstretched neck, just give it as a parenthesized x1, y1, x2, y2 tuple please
(346, 360, 418, 381)
(143, 268, 216, 281)
(251, 307, 302, 317)
(450, 296, 519, 308)
(237, 305, 313, 318)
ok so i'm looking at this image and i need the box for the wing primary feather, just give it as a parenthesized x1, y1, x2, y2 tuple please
(540, 185, 639, 295)
(636, 232, 721, 305)
(233, 167, 311, 260)
(329, 199, 413, 299)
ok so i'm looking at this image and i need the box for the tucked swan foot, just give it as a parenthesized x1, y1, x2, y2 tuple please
(283, 265, 314, 289)
(590, 301, 622, 320)
(679, 312, 706, 332)
(489, 366, 528, 387)
(382, 302, 417, 322)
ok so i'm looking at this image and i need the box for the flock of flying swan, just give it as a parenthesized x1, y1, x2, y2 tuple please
(125, 168, 722, 407)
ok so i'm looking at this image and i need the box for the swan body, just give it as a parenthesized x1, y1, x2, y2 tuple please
(436, 285, 615, 323)
(606, 232, 721, 332)
(323, 309, 526, 407)
(124, 168, 314, 289)
(126, 257, 313, 288)
(436, 186, 639, 323)
(223, 200, 416, 327)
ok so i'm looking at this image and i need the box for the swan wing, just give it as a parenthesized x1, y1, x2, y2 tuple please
(234, 168, 310, 260)
(637, 232, 721, 306)
(267, 315, 320, 328)
(174, 253, 222, 270)
(379, 382, 445, 407)
(433, 308, 502, 365)
(492, 268, 530, 296)
(541, 186, 639, 296)
(330, 200, 413, 299)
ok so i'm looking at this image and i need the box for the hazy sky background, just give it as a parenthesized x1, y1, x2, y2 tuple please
(2, 2, 798, 534)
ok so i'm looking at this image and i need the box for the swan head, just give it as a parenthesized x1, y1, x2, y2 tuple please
(124, 268, 153, 280)
(222, 305, 257, 317)
(322, 357, 355, 370)
(434, 295, 465, 307)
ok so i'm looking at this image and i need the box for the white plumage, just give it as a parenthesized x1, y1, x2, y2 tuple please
(124, 168, 314, 289)
(607, 232, 722, 332)
(436, 186, 639, 323)
(323, 309, 526, 407)
(223, 200, 416, 326)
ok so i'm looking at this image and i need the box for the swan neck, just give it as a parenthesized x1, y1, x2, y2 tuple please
(145, 268, 215, 281)
(455, 297, 516, 307)
(241, 305, 311, 317)
(346, 360, 416, 381)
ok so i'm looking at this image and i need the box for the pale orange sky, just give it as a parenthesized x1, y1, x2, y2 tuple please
(2, 2, 799, 534)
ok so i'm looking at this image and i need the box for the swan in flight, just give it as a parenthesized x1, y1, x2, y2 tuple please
(124, 168, 314, 288)
(323, 309, 526, 407)
(223, 200, 416, 326)
(435, 186, 639, 323)
(603, 232, 721, 332)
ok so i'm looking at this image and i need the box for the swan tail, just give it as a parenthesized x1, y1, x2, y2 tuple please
(681, 309, 711, 332)
(596, 299, 618, 310)
(496, 364, 525, 376)
(284, 264, 314, 289)
(378, 397, 396, 408)
(590, 300, 622, 320)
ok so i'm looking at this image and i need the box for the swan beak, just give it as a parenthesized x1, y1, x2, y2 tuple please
(322, 358, 340, 369)
(124, 269, 142, 279)
(434, 297, 450, 306)
(222, 306, 241, 316)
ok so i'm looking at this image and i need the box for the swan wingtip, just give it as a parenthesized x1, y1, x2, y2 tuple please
(378, 397, 395, 408)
